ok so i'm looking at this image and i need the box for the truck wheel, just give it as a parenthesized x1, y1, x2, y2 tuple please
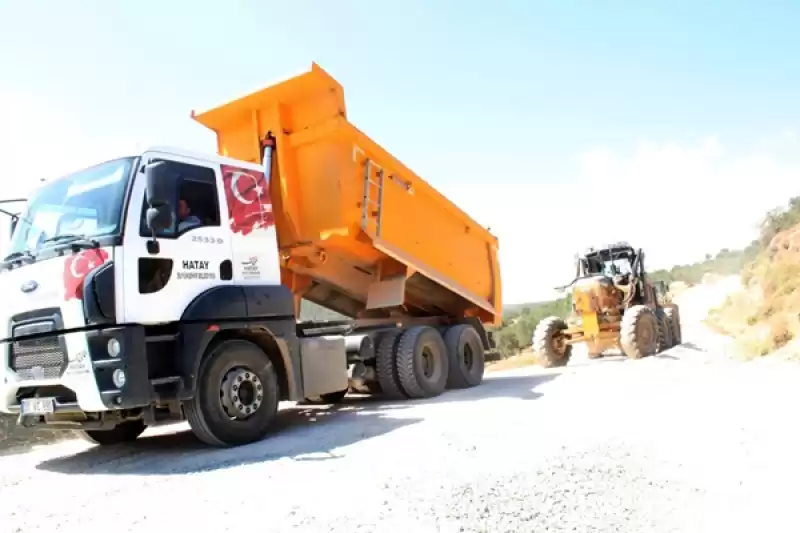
(375, 330, 408, 400)
(532, 316, 572, 368)
(655, 308, 673, 352)
(184, 339, 280, 447)
(664, 306, 682, 345)
(396, 326, 450, 399)
(587, 350, 603, 359)
(443, 324, 485, 389)
(620, 305, 659, 359)
(78, 419, 146, 445)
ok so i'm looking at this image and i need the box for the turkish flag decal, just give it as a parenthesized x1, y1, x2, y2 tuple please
(63, 248, 109, 301)
(221, 164, 275, 236)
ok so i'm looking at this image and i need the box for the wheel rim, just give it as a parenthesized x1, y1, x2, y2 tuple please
(462, 343, 474, 370)
(421, 347, 435, 378)
(418, 341, 444, 383)
(550, 332, 568, 358)
(219, 366, 263, 420)
(636, 316, 656, 349)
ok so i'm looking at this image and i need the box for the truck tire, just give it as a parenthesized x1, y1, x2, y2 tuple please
(375, 330, 408, 400)
(587, 350, 603, 359)
(655, 308, 673, 352)
(77, 419, 146, 445)
(664, 306, 682, 345)
(443, 324, 485, 389)
(532, 316, 572, 368)
(184, 339, 280, 447)
(396, 326, 450, 399)
(620, 305, 659, 359)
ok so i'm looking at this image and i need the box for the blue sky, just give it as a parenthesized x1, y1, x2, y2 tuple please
(1, 1, 799, 302)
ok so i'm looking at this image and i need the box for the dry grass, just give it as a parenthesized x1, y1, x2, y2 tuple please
(486, 350, 540, 372)
(705, 251, 800, 359)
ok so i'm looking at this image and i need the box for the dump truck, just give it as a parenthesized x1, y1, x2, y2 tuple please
(531, 242, 680, 367)
(0, 63, 501, 447)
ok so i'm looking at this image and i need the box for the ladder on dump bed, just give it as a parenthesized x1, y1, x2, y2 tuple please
(360, 158, 385, 238)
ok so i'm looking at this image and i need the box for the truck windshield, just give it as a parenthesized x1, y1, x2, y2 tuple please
(7, 157, 135, 257)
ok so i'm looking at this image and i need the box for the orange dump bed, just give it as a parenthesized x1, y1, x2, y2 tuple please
(192, 63, 501, 326)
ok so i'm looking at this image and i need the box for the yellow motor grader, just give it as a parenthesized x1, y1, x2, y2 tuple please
(532, 242, 681, 367)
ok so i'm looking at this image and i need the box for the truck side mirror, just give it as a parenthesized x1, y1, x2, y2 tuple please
(146, 205, 173, 232)
(144, 161, 172, 208)
(143, 161, 175, 253)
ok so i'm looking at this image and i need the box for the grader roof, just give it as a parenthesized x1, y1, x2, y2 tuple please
(582, 243, 636, 262)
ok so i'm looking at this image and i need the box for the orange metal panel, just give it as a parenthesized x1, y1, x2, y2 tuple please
(581, 312, 600, 337)
(192, 63, 502, 325)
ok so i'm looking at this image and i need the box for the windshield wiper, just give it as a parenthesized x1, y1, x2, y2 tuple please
(42, 234, 100, 250)
(3, 249, 36, 263)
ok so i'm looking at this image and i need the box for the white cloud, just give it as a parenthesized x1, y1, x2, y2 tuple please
(568, 134, 800, 269)
(449, 134, 800, 305)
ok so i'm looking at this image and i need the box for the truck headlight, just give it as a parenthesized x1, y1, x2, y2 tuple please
(112, 369, 126, 388)
(107, 338, 121, 358)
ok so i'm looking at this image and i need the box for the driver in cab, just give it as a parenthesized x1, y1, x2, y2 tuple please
(607, 263, 630, 286)
(177, 198, 202, 233)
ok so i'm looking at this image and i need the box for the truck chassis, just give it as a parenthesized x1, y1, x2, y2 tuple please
(8, 312, 490, 447)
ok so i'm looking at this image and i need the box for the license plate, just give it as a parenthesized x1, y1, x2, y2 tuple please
(20, 397, 55, 416)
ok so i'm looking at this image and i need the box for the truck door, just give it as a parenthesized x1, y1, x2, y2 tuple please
(120, 151, 233, 324)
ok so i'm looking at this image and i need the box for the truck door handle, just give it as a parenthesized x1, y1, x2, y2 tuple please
(220, 260, 233, 281)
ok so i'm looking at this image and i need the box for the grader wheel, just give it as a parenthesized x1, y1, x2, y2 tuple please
(655, 308, 673, 353)
(664, 306, 682, 345)
(619, 305, 659, 359)
(532, 317, 572, 368)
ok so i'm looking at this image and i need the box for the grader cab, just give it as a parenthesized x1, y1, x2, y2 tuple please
(532, 242, 682, 368)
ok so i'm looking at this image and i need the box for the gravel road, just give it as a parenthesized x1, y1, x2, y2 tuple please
(4, 278, 800, 533)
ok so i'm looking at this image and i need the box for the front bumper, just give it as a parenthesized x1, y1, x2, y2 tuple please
(1, 325, 152, 415)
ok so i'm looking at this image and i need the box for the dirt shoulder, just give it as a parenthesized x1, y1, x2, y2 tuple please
(0, 414, 74, 457)
(706, 224, 800, 360)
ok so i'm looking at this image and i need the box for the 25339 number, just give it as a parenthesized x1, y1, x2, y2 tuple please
(191, 236, 224, 245)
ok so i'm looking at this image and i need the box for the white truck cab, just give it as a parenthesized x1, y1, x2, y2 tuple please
(0, 146, 352, 447)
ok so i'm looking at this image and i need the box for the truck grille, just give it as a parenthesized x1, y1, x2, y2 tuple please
(9, 318, 67, 381)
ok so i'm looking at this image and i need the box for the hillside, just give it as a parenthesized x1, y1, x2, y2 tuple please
(647, 246, 758, 286)
(706, 197, 800, 358)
